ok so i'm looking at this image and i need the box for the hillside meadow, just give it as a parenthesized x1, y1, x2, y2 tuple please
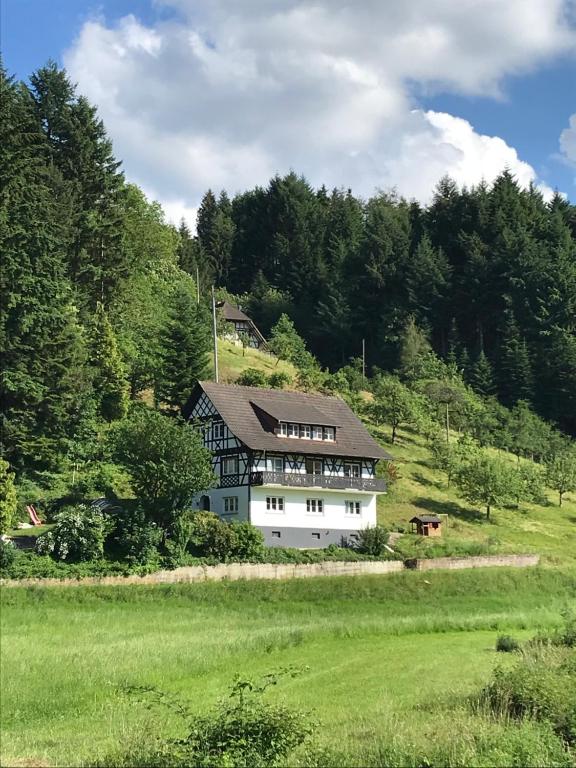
(2, 567, 575, 767)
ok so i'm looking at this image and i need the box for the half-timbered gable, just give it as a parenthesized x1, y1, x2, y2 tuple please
(183, 382, 392, 547)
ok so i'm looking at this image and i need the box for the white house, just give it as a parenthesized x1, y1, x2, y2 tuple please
(183, 381, 392, 548)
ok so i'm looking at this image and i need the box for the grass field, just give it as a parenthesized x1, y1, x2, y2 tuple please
(216, 338, 296, 383)
(2, 568, 575, 766)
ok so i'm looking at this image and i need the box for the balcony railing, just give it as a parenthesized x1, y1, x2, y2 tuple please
(249, 471, 387, 493)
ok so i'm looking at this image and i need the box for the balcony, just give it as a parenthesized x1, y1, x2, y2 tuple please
(249, 471, 387, 493)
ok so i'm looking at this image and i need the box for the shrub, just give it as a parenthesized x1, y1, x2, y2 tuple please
(0, 538, 16, 570)
(236, 368, 268, 387)
(189, 513, 265, 562)
(230, 521, 265, 561)
(0, 459, 18, 534)
(267, 371, 291, 389)
(481, 645, 576, 745)
(355, 525, 389, 556)
(105, 507, 162, 566)
(118, 669, 315, 768)
(189, 512, 239, 560)
(35, 504, 110, 562)
(496, 634, 520, 652)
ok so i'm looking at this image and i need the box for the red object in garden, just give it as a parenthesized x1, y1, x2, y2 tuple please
(26, 505, 42, 526)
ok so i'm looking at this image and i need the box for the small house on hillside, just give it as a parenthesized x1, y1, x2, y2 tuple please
(217, 301, 268, 350)
(410, 515, 442, 537)
(183, 381, 393, 547)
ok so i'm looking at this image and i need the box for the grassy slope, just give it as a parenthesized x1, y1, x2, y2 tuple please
(216, 338, 297, 383)
(216, 344, 576, 565)
(2, 569, 575, 766)
(372, 423, 576, 565)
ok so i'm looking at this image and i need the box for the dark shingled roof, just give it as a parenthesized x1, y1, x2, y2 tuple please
(409, 515, 442, 524)
(249, 396, 340, 427)
(218, 301, 251, 323)
(187, 381, 393, 460)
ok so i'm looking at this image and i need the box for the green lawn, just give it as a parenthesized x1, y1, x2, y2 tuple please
(2, 568, 575, 766)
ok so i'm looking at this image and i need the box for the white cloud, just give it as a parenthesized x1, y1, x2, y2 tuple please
(560, 113, 576, 168)
(64, 1, 574, 225)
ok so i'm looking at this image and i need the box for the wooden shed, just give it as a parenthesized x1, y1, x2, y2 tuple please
(409, 515, 442, 537)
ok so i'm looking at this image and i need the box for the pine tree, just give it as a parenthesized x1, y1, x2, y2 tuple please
(92, 303, 129, 421)
(469, 349, 496, 396)
(29, 63, 126, 308)
(498, 306, 534, 405)
(0, 67, 94, 471)
(157, 284, 211, 410)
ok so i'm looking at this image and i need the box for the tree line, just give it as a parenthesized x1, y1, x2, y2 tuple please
(185, 171, 576, 435)
(1, 60, 574, 512)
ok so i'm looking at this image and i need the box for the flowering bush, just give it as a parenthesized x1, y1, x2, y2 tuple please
(36, 505, 110, 562)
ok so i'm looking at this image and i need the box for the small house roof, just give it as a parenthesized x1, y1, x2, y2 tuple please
(409, 515, 442, 524)
(184, 381, 393, 460)
(218, 301, 251, 323)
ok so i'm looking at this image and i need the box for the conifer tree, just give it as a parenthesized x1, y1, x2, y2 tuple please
(498, 305, 534, 405)
(469, 349, 496, 396)
(92, 303, 129, 421)
(157, 284, 211, 411)
(0, 67, 94, 471)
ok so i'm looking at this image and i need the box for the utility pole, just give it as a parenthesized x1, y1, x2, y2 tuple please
(362, 338, 366, 383)
(196, 266, 200, 304)
(211, 285, 219, 383)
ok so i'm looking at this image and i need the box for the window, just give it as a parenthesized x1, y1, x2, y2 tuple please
(279, 422, 288, 436)
(344, 462, 360, 478)
(223, 496, 239, 514)
(271, 530, 281, 538)
(266, 496, 285, 513)
(300, 425, 311, 439)
(345, 500, 361, 515)
(288, 423, 299, 438)
(324, 427, 335, 441)
(312, 460, 323, 476)
(306, 498, 324, 515)
(213, 422, 225, 439)
(222, 455, 239, 475)
(311, 532, 321, 540)
(312, 426, 323, 440)
(269, 456, 284, 473)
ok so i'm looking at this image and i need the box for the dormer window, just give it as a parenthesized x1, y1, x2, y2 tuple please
(277, 421, 336, 442)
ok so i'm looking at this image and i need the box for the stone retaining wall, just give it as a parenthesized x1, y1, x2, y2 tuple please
(0, 554, 541, 588)
(407, 554, 540, 571)
(0, 559, 405, 588)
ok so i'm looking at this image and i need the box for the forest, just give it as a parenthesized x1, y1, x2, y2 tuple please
(1, 61, 576, 503)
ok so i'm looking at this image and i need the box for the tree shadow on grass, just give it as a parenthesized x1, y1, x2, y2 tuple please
(413, 496, 486, 524)
(412, 472, 440, 489)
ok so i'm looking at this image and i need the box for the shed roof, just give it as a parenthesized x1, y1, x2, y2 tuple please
(409, 515, 442, 524)
(185, 381, 392, 460)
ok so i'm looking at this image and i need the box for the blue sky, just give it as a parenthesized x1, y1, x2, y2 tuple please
(3, 0, 575, 221)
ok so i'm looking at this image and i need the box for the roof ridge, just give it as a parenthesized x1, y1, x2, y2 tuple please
(199, 380, 342, 401)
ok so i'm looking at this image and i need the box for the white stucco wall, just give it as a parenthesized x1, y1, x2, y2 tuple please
(192, 486, 250, 522)
(249, 488, 377, 530)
